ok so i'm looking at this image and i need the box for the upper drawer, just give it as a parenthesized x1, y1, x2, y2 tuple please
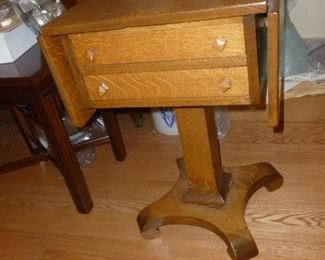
(69, 17, 246, 67)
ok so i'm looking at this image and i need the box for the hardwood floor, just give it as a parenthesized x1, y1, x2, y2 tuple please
(0, 107, 324, 260)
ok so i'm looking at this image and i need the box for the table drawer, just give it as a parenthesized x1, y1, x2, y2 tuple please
(70, 17, 245, 67)
(82, 67, 250, 107)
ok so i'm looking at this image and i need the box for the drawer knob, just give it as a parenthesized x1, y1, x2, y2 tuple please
(86, 46, 97, 62)
(214, 37, 227, 52)
(98, 82, 109, 96)
(218, 77, 232, 93)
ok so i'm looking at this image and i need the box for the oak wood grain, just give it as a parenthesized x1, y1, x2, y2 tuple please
(243, 15, 261, 104)
(70, 18, 245, 66)
(42, 0, 267, 35)
(267, 12, 280, 127)
(39, 1, 279, 129)
(79, 56, 248, 76)
(137, 161, 283, 259)
(60, 35, 93, 107)
(174, 108, 230, 205)
(38, 36, 95, 128)
(83, 67, 250, 108)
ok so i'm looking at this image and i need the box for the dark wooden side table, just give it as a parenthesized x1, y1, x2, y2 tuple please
(0, 44, 127, 213)
(39, 0, 283, 258)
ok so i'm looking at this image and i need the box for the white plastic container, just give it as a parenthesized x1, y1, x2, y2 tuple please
(151, 108, 178, 136)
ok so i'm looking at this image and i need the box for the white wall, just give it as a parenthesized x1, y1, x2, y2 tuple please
(289, 0, 325, 38)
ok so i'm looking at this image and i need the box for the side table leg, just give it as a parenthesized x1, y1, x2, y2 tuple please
(9, 105, 45, 154)
(129, 109, 143, 128)
(100, 109, 126, 161)
(32, 93, 93, 213)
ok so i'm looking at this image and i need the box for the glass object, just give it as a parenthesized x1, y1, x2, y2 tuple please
(10, 0, 65, 35)
(0, 0, 21, 32)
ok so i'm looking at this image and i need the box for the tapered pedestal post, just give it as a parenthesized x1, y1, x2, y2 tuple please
(137, 107, 283, 259)
(174, 107, 231, 206)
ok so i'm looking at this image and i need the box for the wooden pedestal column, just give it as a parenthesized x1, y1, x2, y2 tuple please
(137, 107, 283, 259)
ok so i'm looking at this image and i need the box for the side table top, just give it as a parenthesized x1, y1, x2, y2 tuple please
(0, 44, 44, 79)
(0, 44, 53, 101)
(42, 0, 269, 35)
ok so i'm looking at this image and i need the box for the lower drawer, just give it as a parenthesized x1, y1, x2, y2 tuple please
(82, 67, 250, 107)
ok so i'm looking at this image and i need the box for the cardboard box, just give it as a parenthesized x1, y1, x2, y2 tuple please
(0, 23, 37, 64)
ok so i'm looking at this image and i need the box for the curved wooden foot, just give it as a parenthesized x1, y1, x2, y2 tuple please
(137, 161, 283, 259)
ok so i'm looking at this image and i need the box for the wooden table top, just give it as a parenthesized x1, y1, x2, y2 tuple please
(39, 0, 280, 127)
(42, 0, 269, 35)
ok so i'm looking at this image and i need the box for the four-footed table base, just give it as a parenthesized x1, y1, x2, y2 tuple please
(138, 159, 283, 259)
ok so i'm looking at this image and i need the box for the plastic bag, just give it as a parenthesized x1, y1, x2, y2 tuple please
(37, 114, 110, 168)
(307, 39, 325, 70)
(281, 0, 311, 77)
(62, 115, 101, 168)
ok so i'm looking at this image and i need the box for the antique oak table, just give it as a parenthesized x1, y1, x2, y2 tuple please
(39, 0, 283, 258)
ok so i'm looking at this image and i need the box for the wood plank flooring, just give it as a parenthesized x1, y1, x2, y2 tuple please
(0, 109, 324, 260)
